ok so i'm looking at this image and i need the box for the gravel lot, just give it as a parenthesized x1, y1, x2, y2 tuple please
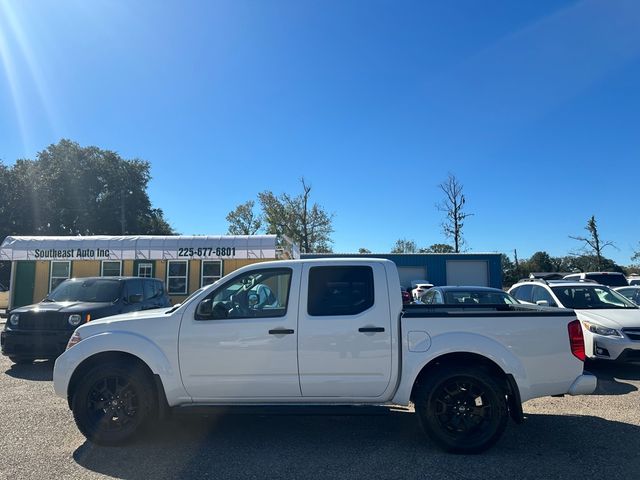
(1, 352, 639, 480)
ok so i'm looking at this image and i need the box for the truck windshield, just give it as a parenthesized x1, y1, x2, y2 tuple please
(551, 285, 637, 309)
(45, 279, 122, 303)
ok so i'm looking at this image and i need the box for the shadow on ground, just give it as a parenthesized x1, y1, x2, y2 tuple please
(4, 360, 54, 381)
(588, 361, 640, 395)
(73, 410, 640, 480)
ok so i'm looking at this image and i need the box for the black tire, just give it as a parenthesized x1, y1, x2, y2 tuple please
(9, 356, 34, 365)
(71, 361, 157, 446)
(415, 366, 508, 454)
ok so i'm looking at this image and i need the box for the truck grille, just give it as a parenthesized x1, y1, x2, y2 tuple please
(16, 311, 68, 330)
(623, 329, 640, 341)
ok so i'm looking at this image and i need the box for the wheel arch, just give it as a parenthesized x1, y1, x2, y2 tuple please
(66, 351, 169, 417)
(409, 352, 524, 424)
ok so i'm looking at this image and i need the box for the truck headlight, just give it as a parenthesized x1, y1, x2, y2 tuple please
(582, 320, 621, 337)
(9, 313, 19, 326)
(68, 314, 82, 326)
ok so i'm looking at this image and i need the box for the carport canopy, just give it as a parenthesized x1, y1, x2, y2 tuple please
(0, 235, 285, 261)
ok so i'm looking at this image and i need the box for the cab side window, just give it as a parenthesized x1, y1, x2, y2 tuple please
(196, 268, 292, 320)
(308, 266, 374, 316)
(143, 279, 155, 301)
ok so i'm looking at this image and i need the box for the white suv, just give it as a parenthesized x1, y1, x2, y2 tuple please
(509, 279, 640, 362)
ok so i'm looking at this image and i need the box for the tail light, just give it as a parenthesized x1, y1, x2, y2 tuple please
(568, 319, 586, 361)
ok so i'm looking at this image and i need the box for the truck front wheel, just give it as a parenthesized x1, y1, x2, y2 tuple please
(71, 361, 157, 446)
(415, 366, 508, 454)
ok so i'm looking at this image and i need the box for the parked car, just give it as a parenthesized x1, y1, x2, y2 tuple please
(563, 272, 629, 288)
(401, 289, 412, 305)
(421, 286, 520, 305)
(509, 279, 640, 362)
(411, 282, 434, 301)
(627, 275, 640, 286)
(614, 286, 640, 305)
(1, 276, 171, 364)
(54, 259, 595, 453)
(0, 282, 8, 311)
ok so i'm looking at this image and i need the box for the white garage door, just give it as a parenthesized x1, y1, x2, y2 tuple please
(446, 261, 489, 286)
(398, 266, 427, 289)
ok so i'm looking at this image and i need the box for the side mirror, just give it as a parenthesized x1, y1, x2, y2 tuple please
(196, 298, 213, 318)
(128, 294, 143, 304)
(535, 300, 549, 306)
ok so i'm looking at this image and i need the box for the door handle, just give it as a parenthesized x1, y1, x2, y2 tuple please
(269, 329, 294, 335)
(359, 327, 385, 333)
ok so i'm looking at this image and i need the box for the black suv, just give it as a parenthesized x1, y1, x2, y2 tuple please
(1, 277, 171, 364)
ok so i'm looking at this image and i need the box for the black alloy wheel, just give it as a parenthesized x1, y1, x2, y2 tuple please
(72, 361, 156, 446)
(415, 366, 508, 454)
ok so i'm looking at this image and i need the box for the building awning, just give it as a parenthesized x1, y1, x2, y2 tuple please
(0, 235, 286, 261)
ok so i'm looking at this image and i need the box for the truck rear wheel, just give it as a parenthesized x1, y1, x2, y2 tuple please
(71, 361, 157, 446)
(415, 366, 508, 454)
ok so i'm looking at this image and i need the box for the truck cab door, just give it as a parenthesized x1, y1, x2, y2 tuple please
(297, 263, 393, 398)
(178, 265, 302, 401)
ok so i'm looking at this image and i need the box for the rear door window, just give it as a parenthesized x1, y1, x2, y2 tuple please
(511, 284, 533, 303)
(143, 279, 155, 300)
(125, 279, 144, 300)
(307, 266, 374, 316)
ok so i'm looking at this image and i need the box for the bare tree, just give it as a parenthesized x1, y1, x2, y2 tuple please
(569, 215, 615, 270)
(226, 200, 262, 235)
(437, 174, 472, 253)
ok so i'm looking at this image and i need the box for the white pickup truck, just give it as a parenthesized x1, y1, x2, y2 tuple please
(53, 259, 596, 453)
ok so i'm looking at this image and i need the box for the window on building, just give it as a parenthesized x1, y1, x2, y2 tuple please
(137, 262, 153, 278)
(167, 260, 188, 294)
(307, 266, 375, 316)
(201, 260, 222, 287)
(50, 261, 71, 291)
(101, 261, 122, 277)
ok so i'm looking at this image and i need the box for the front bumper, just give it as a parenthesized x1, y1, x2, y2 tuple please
(585, 330, 640, 362)
(1, 328, 73, 359)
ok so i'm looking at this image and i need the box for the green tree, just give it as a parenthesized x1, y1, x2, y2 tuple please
(420, 243, 454, 253)
(0, 139, 174, 239)
(569, 215, 614, 271)
(226, 201, 262, 235)
(437, 173, 472, 253)
(501, 253, 519, 287)
(258, 178, 334, 253)
(563, 255, 623, 273)
(358, 247, 372, 254)
(391, 238, 417, 253)
(527, 251, 557, 273)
